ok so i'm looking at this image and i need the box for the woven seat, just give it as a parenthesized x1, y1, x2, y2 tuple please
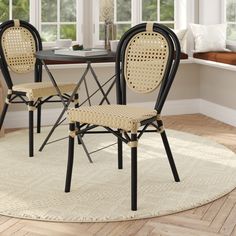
(68, 105, 157, 132)
(65, 23, 181, 211)
(13, 82, 76, 100)
(0, 20, 78, 157)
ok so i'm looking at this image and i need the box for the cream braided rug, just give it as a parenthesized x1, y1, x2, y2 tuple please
(0, 126, 236, 222)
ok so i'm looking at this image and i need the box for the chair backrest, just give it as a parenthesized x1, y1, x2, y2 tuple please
(115, 23, 180, 114)
(0, 20, 42, 89)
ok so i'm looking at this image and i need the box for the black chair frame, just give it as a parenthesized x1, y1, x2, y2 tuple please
(0, 20, 76, 157)
(65, 23, 181, 211)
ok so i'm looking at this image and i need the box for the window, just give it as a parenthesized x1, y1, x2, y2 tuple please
(98, 0, 132, 41)
(94, 0, 175, 46)
(0, 0, 191, 47)
(141, 0, 175, 28)
(224, 0, 236, 43)
(39, 0, 79, 42)
(0, 0, 30, 23)
(0, 0, 82, 44)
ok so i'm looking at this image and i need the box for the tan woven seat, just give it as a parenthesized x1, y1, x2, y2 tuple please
(13, 82, 76, 100)
(68, 105, 157, 132)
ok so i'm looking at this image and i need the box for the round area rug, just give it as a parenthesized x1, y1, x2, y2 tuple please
(0, 126, 236, 222)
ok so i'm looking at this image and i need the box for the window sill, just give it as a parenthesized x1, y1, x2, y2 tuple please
(193, 58, 236, 72)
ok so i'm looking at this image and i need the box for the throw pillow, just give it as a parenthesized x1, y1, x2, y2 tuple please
(173, 29, 188, 53)
(190, 23, 228, 53)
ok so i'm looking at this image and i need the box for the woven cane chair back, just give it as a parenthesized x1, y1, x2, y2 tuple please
(1, 20, 36, 74)
(124, 25, 170, 94)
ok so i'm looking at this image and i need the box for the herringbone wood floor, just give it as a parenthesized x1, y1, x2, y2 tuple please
(2, 114, 236, 236)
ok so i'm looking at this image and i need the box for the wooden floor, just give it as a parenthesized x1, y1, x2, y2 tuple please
(1, 114, 236, 236)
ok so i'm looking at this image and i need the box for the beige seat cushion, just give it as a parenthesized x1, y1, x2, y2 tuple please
(68, 105, 157, 132)
(13, 82, 76, 100)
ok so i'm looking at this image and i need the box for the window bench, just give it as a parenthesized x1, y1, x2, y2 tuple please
(193, 52, 236, 71)
(193, 52, 236, 65)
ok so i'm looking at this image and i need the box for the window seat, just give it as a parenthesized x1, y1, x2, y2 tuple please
(180, 52, 188, 60)
(192, 52, 236, 72)
(193, 52, 236, 65)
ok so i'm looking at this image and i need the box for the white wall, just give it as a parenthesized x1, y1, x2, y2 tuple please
(2, 2, 236, 128)
(199, 0, 222, 24)
(199, 65, 236, 110)
(0, 63, 200, 113)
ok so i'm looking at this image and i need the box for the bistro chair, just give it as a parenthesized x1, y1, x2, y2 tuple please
(0, 20, 78, 157)
(65, 23, 181, 211)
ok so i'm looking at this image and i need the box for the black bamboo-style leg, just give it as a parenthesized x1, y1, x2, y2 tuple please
(160, 130, 180, 182)
(28, 101, 34, 157)
(118, 130, 123, 169)
(74, 93, 81, 145)
(37, 103, 41, 133)
(0, 102, 9, 131)
(74, 93, 79, 109)
(131, 133, 137, 211)
(65, 123, 75, 192)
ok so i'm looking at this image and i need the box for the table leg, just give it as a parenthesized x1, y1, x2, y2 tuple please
(79, 74, 116, 107)
(89, 63, 111, 104)
(39, 61, 116, 164)
(39, 62, 90, 152)
(39, 105, 67, 152)
(0, 84, 4, 137)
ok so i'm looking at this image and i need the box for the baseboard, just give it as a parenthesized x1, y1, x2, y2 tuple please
(199, 99, 236, 127)
(3, 99, 236, 128)
(4, 109, 64, 129)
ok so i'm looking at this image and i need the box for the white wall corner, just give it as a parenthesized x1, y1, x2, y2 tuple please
(199, 99, 236, 127)
(129, 99, 200, 116)
(162, 99, 200, 116)
(199, 0, 222, 24)
(3, 99, 201, 129)
(3, 99, 236, 129)
(3, 108, 65, 129)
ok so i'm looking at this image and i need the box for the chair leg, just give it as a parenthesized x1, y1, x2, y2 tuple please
(0, 102, 9, 131)
(65, 122, 75, 193)
(160, 130, 180, 182)
(28, 101, 34, 157)
(36, 102, 41, 134)
(74, 93, 81, 145)
(74, 93, 79, 109)
(118, 130, 123, 169)
(131, 132, 137, 211)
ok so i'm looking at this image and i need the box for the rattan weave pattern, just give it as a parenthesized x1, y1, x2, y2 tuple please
(68, 105, 157, 132)
(124, 32, 169, 93)
(1, 26, 36, 73)
(13, 82, 76, 100)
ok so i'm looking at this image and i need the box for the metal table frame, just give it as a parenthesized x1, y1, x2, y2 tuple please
(35, 50, 116, 161)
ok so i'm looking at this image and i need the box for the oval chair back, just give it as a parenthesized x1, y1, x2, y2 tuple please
(0, 19, 42, 89)
(115, 22, 181, 114)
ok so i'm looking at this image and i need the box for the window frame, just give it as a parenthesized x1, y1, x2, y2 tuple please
(1, 0, 193, 49)
(139, 0, 176, 25)
(93, 0, 133, 47)
(92, 0, 192, 47)
(1, 0, 83, 47)
(222, 0, 236, 46)
(36, 0, 83, 47)
(0, 0, 31, 23)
